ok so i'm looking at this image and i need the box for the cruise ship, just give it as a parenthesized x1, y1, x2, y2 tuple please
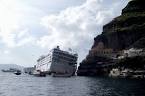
(35, 46, 78, 77)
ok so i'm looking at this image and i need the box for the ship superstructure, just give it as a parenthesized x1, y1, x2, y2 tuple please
(35, 46, 78, 76)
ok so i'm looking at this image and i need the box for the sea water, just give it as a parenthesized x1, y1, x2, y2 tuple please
(0, 72, 145, 96)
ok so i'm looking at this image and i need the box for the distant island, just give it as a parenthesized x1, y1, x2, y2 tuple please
(77, 0, 145, 78)
(0, 64, 24, 72)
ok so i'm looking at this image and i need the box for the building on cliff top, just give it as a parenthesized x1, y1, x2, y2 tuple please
(124, 48, 145, 57)
(89, 42, 123, 59)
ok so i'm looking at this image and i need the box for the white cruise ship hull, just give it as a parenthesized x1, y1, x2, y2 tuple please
(35, 46, 78, 77)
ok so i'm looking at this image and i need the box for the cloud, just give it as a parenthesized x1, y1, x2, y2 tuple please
(4, 50, 10, 54)
(0, 0, 36, 48)
(39, 0, 128, 61)
(0, 0, 128, 65)
(0, 28, 35, 48)
(0, 0, 18, 47)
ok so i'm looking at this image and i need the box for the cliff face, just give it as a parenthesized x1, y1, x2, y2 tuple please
(93, 0, 145, 50)
(77, 0, 145, 76)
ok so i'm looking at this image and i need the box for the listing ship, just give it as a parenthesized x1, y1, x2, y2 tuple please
(35, 46, 78, 77)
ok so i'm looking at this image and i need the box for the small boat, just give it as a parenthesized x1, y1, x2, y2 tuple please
(14, 70, 21, 75)
(33, 70, 46, 77)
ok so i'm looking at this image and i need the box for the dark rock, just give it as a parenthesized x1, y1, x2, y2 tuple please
(77, 0, 145, 76)
(122, 0, 145, 14)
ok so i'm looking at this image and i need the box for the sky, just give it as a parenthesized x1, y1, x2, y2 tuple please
(0, 0, 128, 67)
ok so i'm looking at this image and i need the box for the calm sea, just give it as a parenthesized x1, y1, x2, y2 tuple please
(0, 72, 145, 96)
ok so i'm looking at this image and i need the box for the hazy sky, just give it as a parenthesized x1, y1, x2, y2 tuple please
(0, 0, 128, 67)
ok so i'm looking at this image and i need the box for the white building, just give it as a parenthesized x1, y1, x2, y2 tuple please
(124, 48, 143, 57)
(35, 46, 78, 76)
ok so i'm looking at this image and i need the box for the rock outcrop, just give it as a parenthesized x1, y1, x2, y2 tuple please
(77, 0, 145, 76)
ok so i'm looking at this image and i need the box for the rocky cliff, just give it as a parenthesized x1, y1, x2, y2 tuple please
(77, 0, 145, 76)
